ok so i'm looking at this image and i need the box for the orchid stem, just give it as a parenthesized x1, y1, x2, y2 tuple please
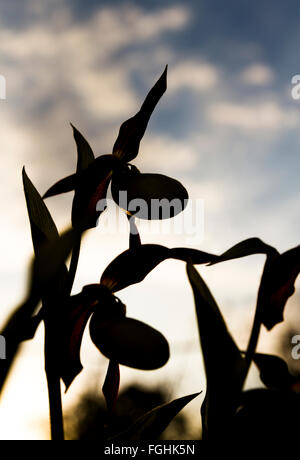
(43, 234, 81, 440)
(67, 237, 81, 295)
(244, 305, 262, 380)
(44, 319, 64, 440)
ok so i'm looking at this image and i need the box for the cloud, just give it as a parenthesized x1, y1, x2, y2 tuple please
(208, 101, 299, 130)
(169, 60, 219, 92)
(239, 64, 274, 86)
(0, 4, 189, 59)
(0, 2, 193, 324)
(134, 134, 198, 174)
(1, 0, 300, 439)
(0, 3, 190, 124)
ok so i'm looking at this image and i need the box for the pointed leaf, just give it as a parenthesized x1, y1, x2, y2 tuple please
(186, 263, 246, 437)
(23, 167, 74, 300)
(209, 238, 278, 265)
(102, 360, 120, 414)
(0, 228, 82, 394)
(110, 392, 200, 441)
(253, 353, 296, 389)
(0, 285, 39, 394)
(71, 124, 95, 172)
(33, 227, 82, 293)
(23, 167, 59, 250)
(89, 314, 170, 370)
(101, 244, 216, 292)
(112, 66, 167, 162)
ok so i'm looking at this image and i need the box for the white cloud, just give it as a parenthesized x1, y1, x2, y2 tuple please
(0, 0, 300, 439)
(240, 63, 274, 86)
(0, 5, 189, 61)
(208, 101, 299, 130)
(169, 60, 219, 92)
(134, 134, 198, 174)
(0, 2, 193, 322)
(71, 67, 139, 120)
(0, 3, 190, 124)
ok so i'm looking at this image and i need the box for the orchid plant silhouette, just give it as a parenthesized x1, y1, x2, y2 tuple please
(0, 67, 299, 441)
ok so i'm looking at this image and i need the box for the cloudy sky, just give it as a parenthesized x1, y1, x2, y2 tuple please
(0, 0, 299, 439)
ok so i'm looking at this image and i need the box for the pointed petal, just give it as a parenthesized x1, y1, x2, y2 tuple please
(113, 67, 167, 162)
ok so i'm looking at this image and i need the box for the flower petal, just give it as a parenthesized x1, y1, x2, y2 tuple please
(100, 244, 216, 292)
(89, 314, 170, 370)
(112, 66, 167, 162)
(59, 284, 113, 390)
(111, 170, 188, 220)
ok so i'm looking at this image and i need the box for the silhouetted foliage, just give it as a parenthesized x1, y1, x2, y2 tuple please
(0, 66, 299, 441)
(65, 385, 194, 441)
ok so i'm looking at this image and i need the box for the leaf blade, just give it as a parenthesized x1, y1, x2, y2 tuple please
(186, 263, 246, 438)
(109, 392, 200, 441)
(23, 167, 59, 250)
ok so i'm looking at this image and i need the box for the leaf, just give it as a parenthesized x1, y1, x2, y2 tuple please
(253, 353, 296, 389)
(33, 227, 82, 294)
(23, 167, 75, 301)
(257, 245, 300, 330)
(112, 66, 167, 162)
(0, 284, 40, 394)
(71, 124, 95, 172)
(23, 167, 59, 251)
(186, 263, 246, 438)
(0, 228, 82, 394)
(100, 244, 216, 292)
(102, 359, 120, 414)
(109, 392, 200, 441)
(89, 314, 170, 370)
(209, 238, 279, 265)
(111, 171, 188, 220)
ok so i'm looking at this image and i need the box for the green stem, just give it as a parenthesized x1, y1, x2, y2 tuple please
(244, 305, 262, 379)
(44, 319, 64, 440)
(43, 235, 82, 439)
(67, 238, 81, 295)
